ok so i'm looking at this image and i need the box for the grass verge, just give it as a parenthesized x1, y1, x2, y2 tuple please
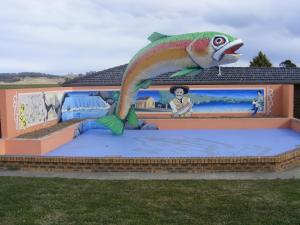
(0, 177, 299, 225)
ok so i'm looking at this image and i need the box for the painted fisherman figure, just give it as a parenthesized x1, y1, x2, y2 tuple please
(257, 90, 264, 111)
(251, 90, 264, 115)
(251, 98, 260, 115)
(169, 86, 193, 117)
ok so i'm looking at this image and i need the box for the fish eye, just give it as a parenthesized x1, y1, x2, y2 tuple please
(213, 36, 227, 47)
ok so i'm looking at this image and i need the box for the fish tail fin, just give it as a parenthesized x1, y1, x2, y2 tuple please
(97, 106, 138, 135)
(97, 114, 125, 135)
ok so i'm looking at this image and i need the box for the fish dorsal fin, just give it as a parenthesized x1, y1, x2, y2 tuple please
(170, 67, 203, 78)
(147, 32, 170, 42)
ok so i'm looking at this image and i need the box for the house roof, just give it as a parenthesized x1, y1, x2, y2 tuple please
(63, 64, 300, 86)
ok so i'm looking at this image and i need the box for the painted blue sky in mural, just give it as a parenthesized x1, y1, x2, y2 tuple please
(137, 90, 161, 101)
(137, 89, 264, 102)
(189, 89, 264, 99)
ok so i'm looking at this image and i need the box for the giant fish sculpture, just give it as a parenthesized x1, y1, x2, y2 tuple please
(98, 31, 243, 135)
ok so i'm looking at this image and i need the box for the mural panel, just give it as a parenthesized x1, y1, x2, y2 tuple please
(97, 88, 265, 116)
(134, 88, 265, 115)
(13, 87, 265, 130)
(15, 92, 64, 129)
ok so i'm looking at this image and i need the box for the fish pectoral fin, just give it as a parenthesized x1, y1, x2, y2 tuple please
(170, 67, 203, 78)
(148, 32, 170, 42)
(97, 114, 124, 135)
(97, 106, 138, 135)
(126, 106, 139, 127)
(135, 79, 152, 91)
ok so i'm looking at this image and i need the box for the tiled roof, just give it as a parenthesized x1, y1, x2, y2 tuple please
(63, 64, 300, 86)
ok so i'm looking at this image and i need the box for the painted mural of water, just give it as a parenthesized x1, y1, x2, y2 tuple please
(192, 102, 258, 113)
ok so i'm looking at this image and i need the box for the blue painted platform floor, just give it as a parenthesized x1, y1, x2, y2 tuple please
(45, 128, 300, 157)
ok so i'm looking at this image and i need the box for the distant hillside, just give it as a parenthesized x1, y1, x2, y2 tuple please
(0, 72, 66, 85)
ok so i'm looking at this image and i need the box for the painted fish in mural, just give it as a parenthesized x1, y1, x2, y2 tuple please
(98, 31, 243, 135)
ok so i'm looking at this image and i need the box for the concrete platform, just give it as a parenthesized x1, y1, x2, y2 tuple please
(46, 128, 300, 158)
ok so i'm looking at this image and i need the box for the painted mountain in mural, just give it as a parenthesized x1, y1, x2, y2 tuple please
(159, 91, 253, 105)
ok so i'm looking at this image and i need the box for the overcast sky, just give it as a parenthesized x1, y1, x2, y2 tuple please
(0, 0, 299, 75)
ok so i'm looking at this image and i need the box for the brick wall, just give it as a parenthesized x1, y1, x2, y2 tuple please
(0, 148, 299, 173)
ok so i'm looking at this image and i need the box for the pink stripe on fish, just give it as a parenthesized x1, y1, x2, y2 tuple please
(126, 40, 192, 76)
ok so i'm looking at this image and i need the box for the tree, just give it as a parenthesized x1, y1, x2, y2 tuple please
(279, 59, 297, 68)
(250, 51, 272, 67)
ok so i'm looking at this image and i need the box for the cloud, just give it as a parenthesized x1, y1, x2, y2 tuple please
(0, 0, 299, 74)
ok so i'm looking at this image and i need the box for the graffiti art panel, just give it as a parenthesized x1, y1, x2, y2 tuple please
(15, 91, 64, 129)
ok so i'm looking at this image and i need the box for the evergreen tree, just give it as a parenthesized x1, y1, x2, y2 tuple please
(250, 51, 272, 67)
(279, 59, 297, 68)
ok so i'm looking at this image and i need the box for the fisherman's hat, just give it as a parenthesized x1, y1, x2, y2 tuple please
(169, 86, 189, 94)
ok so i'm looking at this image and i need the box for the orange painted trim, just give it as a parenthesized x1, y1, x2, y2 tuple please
(291, 118, 300, 132)
(5, 122, 80, 155)
(39, 122, 78, 154)
(0, 90, 6, 137)
(282, 85, 294, 117)
(0, 139, 5, 155)
(138, 112, 265, 119)
(71, 86, 121, 90)
(145, 117, 290, 130)
(5, 139, 41, 155)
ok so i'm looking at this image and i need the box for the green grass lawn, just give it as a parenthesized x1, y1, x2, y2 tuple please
(0, 177, 299, 225)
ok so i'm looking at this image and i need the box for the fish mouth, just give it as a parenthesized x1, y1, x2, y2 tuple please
(213, 39, 244, 62)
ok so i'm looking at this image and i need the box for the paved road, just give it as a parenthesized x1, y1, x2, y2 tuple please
(0, 167, 299, 180)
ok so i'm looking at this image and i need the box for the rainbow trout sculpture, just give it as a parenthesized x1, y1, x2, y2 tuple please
(98, 31, 243, 135)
